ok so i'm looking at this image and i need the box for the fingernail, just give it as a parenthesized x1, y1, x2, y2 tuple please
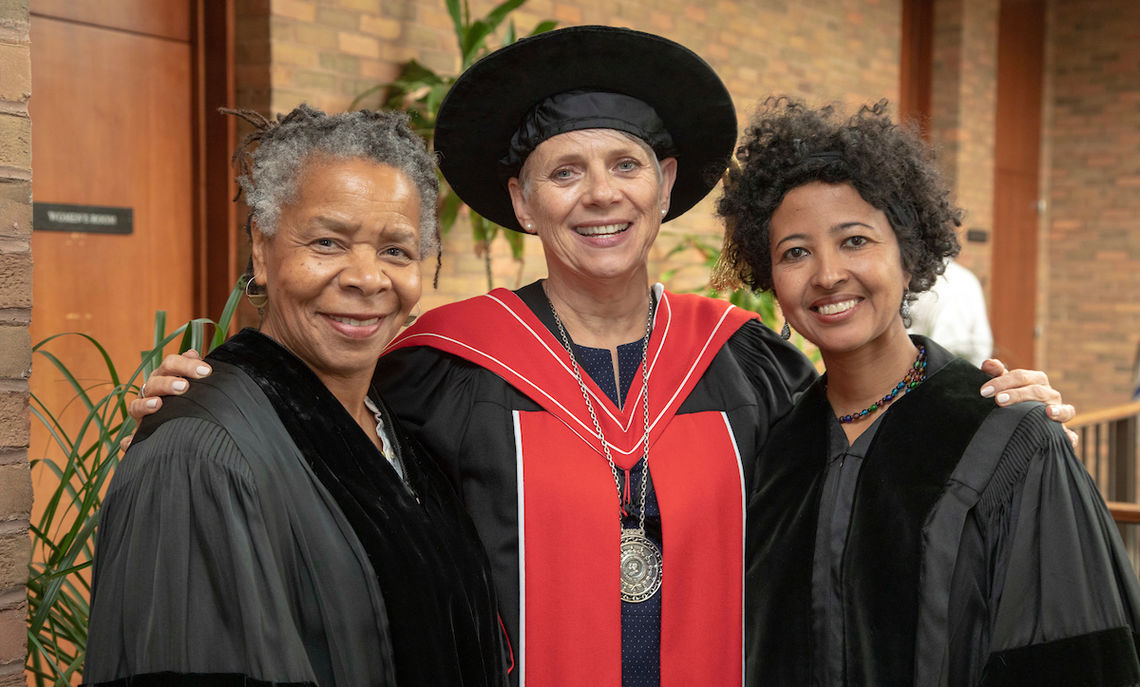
(980, 386, 995, 398)
(173, 380, 189, 392)
(196, 365, 211, 376)
(145, 398, 158, 409)
(996, 392, 1010, 404)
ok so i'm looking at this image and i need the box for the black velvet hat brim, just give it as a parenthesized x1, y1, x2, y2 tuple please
(434, 25, 738, 232)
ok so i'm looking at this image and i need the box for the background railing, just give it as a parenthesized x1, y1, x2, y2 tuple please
(1070, 400, 1140, 573)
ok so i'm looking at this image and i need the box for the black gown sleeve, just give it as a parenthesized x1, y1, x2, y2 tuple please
(82, 417, 318, 687)
(976, 408, 1140, 686)
(375, 346, 534, 667)
(727, 319, 817, 409)
(695, 319, 818, 482)
(374, 346, 488, 490)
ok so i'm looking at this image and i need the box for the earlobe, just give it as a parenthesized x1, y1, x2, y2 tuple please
(250, 224, 269, 285)
(507, 178, 537, 234)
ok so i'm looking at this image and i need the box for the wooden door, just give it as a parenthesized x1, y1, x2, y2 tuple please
(991, 0, 1045, 369)
(899, 0, 934, 134)
(28, 2, 196, 500)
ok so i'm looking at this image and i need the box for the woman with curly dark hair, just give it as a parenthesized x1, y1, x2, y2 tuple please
(719, 98, 1140, 686)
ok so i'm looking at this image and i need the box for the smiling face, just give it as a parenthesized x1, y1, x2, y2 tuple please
(507, 129, 677, 289)
(251, 156, 422, 389)
(769, 181, 911, 358)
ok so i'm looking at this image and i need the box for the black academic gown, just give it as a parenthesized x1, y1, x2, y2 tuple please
(83, 329, 507, 687)
(377, 282, 817, 686)
(746, 337, 1140, 687)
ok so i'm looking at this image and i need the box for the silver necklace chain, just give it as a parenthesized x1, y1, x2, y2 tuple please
(549, 295, 654, 534)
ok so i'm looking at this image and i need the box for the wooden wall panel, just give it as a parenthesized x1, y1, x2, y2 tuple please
(991, 0, 1045, 369)
(29, 12, 196, 521)
(30, 0, 191, 41)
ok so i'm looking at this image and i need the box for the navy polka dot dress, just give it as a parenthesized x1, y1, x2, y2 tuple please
(574, 338, 662, 687)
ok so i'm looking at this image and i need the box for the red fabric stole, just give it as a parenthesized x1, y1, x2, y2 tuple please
(386, 288, 755, 686)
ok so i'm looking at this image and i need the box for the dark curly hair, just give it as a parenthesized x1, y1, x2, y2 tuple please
(224, 104, 442, 289)
(715, 97, 961, 297)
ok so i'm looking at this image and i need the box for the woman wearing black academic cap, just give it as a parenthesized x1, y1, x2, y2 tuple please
(136, 26, 1074, 687)
(377, 27, 803, 686)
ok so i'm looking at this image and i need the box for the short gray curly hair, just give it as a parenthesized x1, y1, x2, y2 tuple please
(227, 104, 440, 260)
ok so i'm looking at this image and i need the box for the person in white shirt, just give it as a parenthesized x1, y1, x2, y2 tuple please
(907, 258, 993, 366)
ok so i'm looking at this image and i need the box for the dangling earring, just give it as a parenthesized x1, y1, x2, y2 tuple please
(404, 303, 422, 327)
(900, 290, 912, 328)
(245, 276, 268, 309)
(780, 320, 791, 340)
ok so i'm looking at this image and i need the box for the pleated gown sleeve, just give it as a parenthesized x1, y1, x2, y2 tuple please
(973, 408, 1140, 686)
(83, 417, 321, 686)
(82, 362, 398, 687)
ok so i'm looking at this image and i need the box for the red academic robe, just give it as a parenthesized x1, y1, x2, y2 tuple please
(380, 283, 816, 686)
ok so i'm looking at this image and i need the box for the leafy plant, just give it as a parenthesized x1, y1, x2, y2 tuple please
(663, 233, 821, 363)
(25, 278, 245, 686)
(350, 0, 556, 290)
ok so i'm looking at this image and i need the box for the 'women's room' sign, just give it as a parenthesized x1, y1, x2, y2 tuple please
(33, 203, 133, 235)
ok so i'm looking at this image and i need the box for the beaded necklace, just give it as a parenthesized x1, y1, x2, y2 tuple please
(835, 345, 927, 424)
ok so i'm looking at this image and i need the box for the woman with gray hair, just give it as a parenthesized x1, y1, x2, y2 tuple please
(82, 105, 507, 687)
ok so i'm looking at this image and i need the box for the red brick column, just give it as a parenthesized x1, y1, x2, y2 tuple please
(1042, 0, 1140, 408)
(930, 0, 998, 286)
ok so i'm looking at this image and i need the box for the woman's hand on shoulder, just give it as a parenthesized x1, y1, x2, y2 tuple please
(128, 350, 213, 420)
(122, 351, 213, 450)
(979, 358, 1078, 446)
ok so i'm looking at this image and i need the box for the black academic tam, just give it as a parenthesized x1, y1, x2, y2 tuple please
(434, 25, 737, 232)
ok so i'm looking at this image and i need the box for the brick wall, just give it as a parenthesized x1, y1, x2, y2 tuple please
(0, 0, 33, 682)
(236, 0, 272, 117)
(929, 0, 998, 286)
(1042, 0, 1140, 408)
(235, 0, 903, 311)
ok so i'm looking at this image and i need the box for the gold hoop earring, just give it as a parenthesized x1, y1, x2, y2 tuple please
(245, 277, 268, 309)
